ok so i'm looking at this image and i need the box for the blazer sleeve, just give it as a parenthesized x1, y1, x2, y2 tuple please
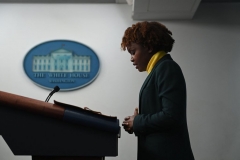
(133, 60, 186, 136)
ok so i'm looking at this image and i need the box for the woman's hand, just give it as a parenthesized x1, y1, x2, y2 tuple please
(122, 108, 138, 134)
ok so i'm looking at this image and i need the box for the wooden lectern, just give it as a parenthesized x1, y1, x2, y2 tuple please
(0, 90, 120, 160)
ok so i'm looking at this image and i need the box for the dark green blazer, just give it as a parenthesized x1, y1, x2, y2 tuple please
(133, 54, 194, 160)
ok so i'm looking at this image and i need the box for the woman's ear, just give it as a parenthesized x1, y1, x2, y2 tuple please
(148, 47, 153, 54)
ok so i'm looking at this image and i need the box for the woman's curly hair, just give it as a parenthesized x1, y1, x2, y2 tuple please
(121, 21, 175, 53)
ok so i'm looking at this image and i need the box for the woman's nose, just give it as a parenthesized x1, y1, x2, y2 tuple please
(130, 55, 134, 62)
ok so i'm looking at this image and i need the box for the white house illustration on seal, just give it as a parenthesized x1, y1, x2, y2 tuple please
(32, 49, 91, 72)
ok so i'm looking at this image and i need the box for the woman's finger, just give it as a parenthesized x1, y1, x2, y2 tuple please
(124, 116, 130, 120)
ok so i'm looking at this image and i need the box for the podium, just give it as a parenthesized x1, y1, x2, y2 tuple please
(0, 90, 120, 160)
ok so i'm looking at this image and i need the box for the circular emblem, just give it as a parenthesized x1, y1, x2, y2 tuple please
(23, 40, 100, 91)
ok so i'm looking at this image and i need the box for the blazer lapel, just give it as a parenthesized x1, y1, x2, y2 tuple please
(139, 54, 172, 107)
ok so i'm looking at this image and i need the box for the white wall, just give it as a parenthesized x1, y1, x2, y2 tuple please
(0, 2, 240, 160)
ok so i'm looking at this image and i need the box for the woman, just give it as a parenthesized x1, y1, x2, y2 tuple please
(121, 21, 194, 160)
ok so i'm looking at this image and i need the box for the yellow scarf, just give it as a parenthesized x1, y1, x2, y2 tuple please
(146, 51, 167, 74)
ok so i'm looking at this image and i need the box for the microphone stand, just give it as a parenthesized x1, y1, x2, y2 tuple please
(45, 86, 60, 102)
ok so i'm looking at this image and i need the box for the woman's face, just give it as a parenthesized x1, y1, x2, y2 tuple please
(127, 43, 152, 72)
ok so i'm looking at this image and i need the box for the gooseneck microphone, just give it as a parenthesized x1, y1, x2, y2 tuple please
(45, 86, 60, 102)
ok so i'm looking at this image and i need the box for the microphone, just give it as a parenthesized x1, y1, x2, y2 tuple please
(45, 86, 60, 102)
